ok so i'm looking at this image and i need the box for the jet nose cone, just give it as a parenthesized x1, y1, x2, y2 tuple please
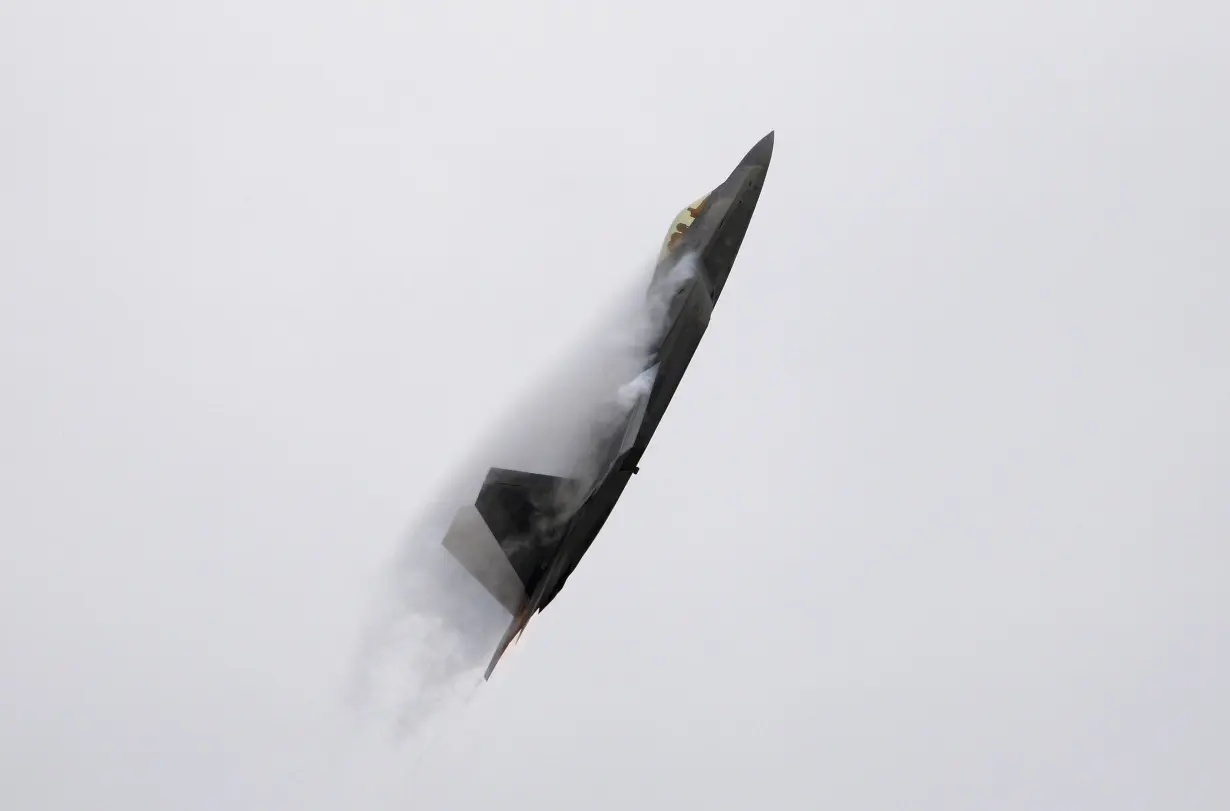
(738, 130, 775, 170)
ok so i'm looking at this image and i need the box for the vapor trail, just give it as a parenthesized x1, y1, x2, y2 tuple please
(348, 251, 697, 739)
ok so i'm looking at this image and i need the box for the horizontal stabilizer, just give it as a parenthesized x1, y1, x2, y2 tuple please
(484, 544, 571, 680)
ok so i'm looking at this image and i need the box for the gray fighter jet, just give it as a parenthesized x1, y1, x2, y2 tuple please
(441, 131, 774, 678)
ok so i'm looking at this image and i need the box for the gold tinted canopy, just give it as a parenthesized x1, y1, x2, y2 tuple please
(658, 196, 709, 260)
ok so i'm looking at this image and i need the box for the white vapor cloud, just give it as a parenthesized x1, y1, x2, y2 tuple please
(348, 250, 699, 738)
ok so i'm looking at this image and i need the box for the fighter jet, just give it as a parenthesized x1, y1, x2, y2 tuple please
(441, 131, 774, 678)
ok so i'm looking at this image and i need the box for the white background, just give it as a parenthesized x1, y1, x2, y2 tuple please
(2, 2, 1228, 808)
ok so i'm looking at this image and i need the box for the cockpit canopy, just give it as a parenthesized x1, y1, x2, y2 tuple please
(657, 196, 709, 261)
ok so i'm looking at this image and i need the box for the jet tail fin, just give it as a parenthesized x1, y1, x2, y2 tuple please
(484, 604, 530, 680)
(483, 545, 571, 679)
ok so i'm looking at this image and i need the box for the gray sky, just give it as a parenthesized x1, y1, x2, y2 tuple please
(3, 1, 1229, 809)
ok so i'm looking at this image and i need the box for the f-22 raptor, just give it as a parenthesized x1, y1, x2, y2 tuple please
(441, 131, 775, 678)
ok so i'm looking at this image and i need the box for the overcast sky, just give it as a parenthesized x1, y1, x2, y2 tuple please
(3, 1, 1229, 809)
